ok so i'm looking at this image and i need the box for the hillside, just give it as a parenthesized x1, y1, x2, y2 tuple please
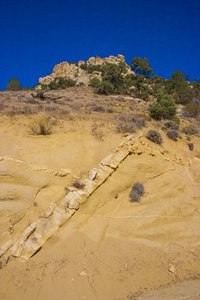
(0, 87, 200, 299)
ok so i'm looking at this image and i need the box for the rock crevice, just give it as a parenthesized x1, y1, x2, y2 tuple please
(0, 135, 135, 264)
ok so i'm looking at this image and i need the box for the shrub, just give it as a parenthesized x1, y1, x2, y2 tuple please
(115, 123, 136, 134)
(140, 90, 149, 101)
(80, 62, 88, 71)
(29, 116, 52, 135)
(91, 124, 104, 141)
(7, 78, 22, 91)
(132, 116, 146, 128)
(129, 182, 144, 202)
(71, 179, 85, 189)
(183, 125, 199, 135)
(48, 77, 76, 90)
(184, 102, 200, 117)
(149, 90, 176, 120)
(96, 62, 127, 95)
(92, 105, 105, 112)
(164, 121, 179, 130)
(89, 77, 101, 88)
(88, 64, 102, 74)
(95, 81, 114, 95)
(188, 143, 194, 151)
(167, 130, 180, 141)
(146, 130, 162, 144)
(172, 115, 180, 125)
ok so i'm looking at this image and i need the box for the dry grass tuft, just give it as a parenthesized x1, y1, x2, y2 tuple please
(29, 116, 53, 135)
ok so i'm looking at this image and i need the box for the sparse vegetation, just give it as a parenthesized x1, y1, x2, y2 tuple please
(184, 102, 200, 117)
(116, 123, 136, 134)
(188, 143, 194, 151)
(91, 123, 104, 141)
(71, 179, 85, 189)
(129, 182, 144, 202)
(41, 77, 76, 90)
(164, 120, 179, 130)
(183, 124, 199, 136)
(131, 116, 146, 128)
(29, 116, 53, 135)
(146, 130, 162, 145)
(167, 130, 180, 142)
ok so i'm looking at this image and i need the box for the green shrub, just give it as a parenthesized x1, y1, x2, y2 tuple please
(96, 63, 127, 95)
(146, 130, 162, 144)
(89, 77, 101, 88)
(172, 115, 180, 125)
(88, 64, 102, 74)
(184, 102, 200, 117)
(164, 71, 193, 104)
(7, 78, 22, 91)
(48, 77, 75, 90)
(96, 81, 114, 95)
(149, 90, 176, 120)
(80, 62, 88, 71)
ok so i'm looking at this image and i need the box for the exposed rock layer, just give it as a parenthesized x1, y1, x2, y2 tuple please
(38, 54, 134, 87)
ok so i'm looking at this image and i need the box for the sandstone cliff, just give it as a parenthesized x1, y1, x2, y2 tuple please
(37, 54, 134, 88)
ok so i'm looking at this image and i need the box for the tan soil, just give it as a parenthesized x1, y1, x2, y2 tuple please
(0, 89, 200, 299)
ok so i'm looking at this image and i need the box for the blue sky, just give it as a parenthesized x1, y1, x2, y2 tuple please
(0, 0, 200, 89)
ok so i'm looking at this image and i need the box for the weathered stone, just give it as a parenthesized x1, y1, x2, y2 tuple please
(101, 154, 117, 169)
(2, 135, 139, 264)
(21, 222, 37, 240)
(0, 240, 13, 258)
(0, 253, 9, 266)
(21, 220, 58, 260)
(168, 265, 176, 273)
(84, 179, 98, 194)
(52, 206, 75, 226)
(10, 240, 24, 258)
(61, 190, 88, 209)
(88, 168, 98, 180)
(38, 54, 135, 88)
(112, 149, 129, 164)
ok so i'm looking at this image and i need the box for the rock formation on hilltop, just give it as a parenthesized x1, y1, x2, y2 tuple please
(37, 54, 134, 89)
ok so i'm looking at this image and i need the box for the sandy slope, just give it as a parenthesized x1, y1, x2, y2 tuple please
(0, 97, 200, 299)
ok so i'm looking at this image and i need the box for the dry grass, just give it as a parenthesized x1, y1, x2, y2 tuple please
(1, 87, 198, 141)
(29, 116, 53, 135)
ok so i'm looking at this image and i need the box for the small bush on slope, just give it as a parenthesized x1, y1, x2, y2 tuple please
(129, 182, 144, 202)
(146, 130, 163, 145)
(29, 117, 52, 135)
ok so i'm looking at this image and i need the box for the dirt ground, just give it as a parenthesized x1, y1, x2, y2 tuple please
(0, 88, 200, 299)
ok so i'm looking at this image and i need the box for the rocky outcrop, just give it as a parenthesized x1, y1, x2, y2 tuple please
(0, 135, 135, 264)
(37, 54, 134, 88)
(0, 131, 197, 265)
